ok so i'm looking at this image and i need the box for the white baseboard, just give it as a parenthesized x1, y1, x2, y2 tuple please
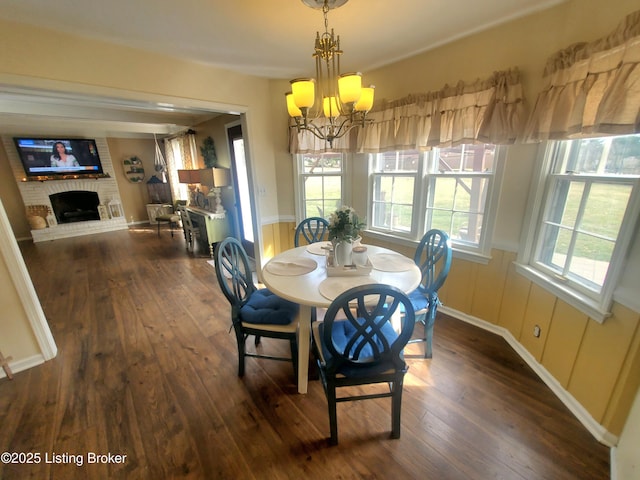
(439, 306, 618, 448)
(0, 354, 47, 379)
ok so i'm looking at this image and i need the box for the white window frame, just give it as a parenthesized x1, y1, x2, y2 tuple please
(516, 138, 640, 323)
(294, 152, 345, 223)
(369, 151, 422, 240)
(367, 145, 505, 261)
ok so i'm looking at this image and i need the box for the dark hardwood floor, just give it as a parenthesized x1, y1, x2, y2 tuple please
(0, 226, 610, 479)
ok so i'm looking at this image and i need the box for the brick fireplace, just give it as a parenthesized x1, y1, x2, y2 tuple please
(3, 136, 128, 242)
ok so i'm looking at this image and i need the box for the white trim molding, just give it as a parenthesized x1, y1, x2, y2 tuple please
(0, 354, 48, 379)
(439, 305, 619, 448)
(0, 199, 57, 362)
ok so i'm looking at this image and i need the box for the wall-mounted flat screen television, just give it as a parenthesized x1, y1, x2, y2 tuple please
(13, 137, 104, 178)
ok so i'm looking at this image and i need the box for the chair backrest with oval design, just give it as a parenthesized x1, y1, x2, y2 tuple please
(214, 236, 299, 380)
(312, 283, 415, 444)
(414, 229, 452, 297)
(294, 217, 330, 247)
(407, 229, 452, 358)
(214, 237, 256, 308)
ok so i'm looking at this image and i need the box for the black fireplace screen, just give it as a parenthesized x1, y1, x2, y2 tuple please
(50, 190, 100, 224)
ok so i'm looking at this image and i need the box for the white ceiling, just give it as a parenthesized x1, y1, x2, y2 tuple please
(0, 0, 565, 136)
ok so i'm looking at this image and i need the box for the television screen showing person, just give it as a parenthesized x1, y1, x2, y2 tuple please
(50, 141, 80, 168)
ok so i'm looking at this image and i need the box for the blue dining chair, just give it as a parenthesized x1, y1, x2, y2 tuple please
(214, 237, 300, 380)
(294, 216, 330, 323)
(312, 284, 415, 445)
(406, 229, 452, 358)
(294, 217, 330, 247)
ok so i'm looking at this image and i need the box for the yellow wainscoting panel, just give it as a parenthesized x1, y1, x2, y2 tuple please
(541, 300, 589, 388)
(601, 303, 640, 435)
(440, 257, 476, 313)
(261, 223, 277, 260)
(497, 260, 531, 340)
(470, 249, 511, 325)
(280, 221, 296, 252)
(568, 303, 640, 424)
(261, 221, 296, 259)
(520, 283, 556, 361)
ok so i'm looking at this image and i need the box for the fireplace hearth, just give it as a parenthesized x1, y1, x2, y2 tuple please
(50, 190, 100, 224)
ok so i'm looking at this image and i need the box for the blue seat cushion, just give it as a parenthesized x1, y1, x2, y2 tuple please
(319, 318, 399, 377)
(240, 288, 299, 325)
(407, 289, 430, 311)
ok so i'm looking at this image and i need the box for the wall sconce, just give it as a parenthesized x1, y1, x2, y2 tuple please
(199, 168, 230, 214)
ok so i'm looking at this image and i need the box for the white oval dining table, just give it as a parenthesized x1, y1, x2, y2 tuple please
(261, 243, 421, 394)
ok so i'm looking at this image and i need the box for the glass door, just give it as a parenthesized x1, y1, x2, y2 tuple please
(227, 124, 255, 258)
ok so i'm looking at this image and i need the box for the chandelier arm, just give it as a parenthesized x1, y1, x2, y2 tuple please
(293, 122, 331, 142)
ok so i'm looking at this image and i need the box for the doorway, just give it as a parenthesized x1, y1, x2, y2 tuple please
(227, 123, 255, 258)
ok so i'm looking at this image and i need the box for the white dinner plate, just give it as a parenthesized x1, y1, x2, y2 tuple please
(318, 276, 378, 301)
(369, 253, 416, 272)
(306, 241, 333, 256)
(265, 257, 318, 276)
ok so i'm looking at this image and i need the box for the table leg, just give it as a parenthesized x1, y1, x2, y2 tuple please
(297, 304, 312, 394)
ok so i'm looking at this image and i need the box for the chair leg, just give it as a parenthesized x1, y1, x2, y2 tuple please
(424, 323, 434, 359)
(289, 337, 298, 380)
(424, 308, 437, 359)
(235, 331, 246, 377)
(391, 377, 404, 439)
(157, 221, 161, 237)
(327, 381, 338, 445)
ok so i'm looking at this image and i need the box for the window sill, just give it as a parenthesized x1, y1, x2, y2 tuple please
(514, 263, 611, 323)
(364, 230, 492, 265)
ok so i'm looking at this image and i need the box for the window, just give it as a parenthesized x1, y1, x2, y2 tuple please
(369, 144, 502, 256)
(295, 152, 344, 220)
(371, 151, 419, 235)
(165, 133, 198, 203)
(518, 134, 640, 321)
(427, 144, 496, 247)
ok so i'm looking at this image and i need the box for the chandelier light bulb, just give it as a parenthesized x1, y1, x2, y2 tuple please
(290, 79, 315, 109)
(286, 92, 302, 117)
(323, 96, 340, 118)
(338, 72, 362, 104)
(354, 86, 375, 112)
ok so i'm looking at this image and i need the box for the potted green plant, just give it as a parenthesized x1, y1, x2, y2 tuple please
(328, 206, 366, 266)
(200, 136, 217, 168)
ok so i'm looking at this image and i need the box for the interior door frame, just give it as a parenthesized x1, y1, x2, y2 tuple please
(225, 117, 261, 264)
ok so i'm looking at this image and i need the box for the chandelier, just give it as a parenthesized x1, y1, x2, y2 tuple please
(286, 0, 374, 147)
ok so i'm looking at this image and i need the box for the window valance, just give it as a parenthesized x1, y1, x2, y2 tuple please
(357, 69, 524, 153)
(288, 69, 525, 155)
(522, 9, 640, 142)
